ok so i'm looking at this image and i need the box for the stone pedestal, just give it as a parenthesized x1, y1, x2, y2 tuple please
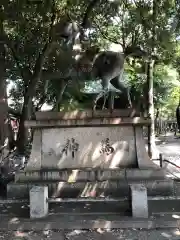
(9, 110, 174, 219)
(24, 109, 155, 170)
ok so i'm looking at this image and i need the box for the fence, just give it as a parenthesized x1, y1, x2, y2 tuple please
(143, 119, 178, 137)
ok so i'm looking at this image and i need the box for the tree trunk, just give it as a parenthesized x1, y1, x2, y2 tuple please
(155, 108, 159, 121)
(0, 20, 9, 156)
(7, 120, 16, 151)
(16, 94, 33, 154)
(147, 60, 156, 159)
(16, 42, 53, 154)
(146, 0, 158, 159)
(6, 1, 55, 154)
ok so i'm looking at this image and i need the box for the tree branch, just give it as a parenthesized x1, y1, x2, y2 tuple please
(132, 26, 141, 45)
(80, 0, 101, 42)
(1, 34, 30, 82)
(121, 2, 126, 49)
(81, 0, 101, 28)
(132, 0, 149, 40)
(32, 0, 56, 78)
(121, 0, 140, 47)
(41, 70, 71, 81)
(25, 0, 57, 99)
(94, 21, 123, 47)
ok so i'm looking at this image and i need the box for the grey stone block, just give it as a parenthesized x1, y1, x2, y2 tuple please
(130, 184, 148, 218)
(97, 169, 125, 181)
(126, 169, 166, 180)
(65, 170, 95, 182)
(30, 185, 48, 219)
(128, 179, 174, 196)
(15, 170, 96, 183)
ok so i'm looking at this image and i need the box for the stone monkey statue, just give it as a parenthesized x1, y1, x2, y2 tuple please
(52, 15, 148, 110)
(78, 45, 147, 110)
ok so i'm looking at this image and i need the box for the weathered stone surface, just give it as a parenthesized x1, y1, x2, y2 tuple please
(35, 109, 138, 120)
(26, 129, 42, 170)
(30, 186, 48, 219)
(130, 184, 148, 218)
(97, 169, 125, 181)
(7, 183, 61, 199)
(8, 179, 174, 199)
(26, 126, 137, 170)
(15, 170, 96, 183)
(126, 169, 166, 180)
(135, 127, 159, 169)
(25, 118, 151, 128)
(128, 179, 174, 196)
(11, 111, 174, 206)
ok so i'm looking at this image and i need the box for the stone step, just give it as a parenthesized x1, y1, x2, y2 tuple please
(0, 201, 131, 218)
(174, 181, 180, 195)
(2, 197, 180, 218)
(7, 179, 174, 199)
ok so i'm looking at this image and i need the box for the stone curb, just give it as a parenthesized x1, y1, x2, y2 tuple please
(0, 217, 180, 231)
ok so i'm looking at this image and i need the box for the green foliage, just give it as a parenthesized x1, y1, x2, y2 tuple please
(153, 64, 178, 107)
(1, 0, 180, 116)
(162, 86, 180, 118)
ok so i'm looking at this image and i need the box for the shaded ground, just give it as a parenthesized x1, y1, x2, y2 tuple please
(1, 213, 180, 239)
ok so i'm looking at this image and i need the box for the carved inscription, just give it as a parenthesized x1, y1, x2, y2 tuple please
(61, 138, 79, 158)
(100, 138, 114, 156)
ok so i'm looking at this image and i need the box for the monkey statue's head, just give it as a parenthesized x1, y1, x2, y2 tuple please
(124, 45, 148, 58)
(84, 45, 101, 61)
(85, 46, 100, 55)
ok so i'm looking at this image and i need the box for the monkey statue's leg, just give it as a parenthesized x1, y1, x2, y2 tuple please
(110, 76, 132, 107)
(93, 78, 110, 110)
(93, 88, 109, 110)
(126, 88, 132, 108)
(101, 78, 110, 110)
(102, 91, 109, 110)
(108, 91, 115, 111)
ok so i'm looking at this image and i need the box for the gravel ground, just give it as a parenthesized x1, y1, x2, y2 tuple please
(0, 228, 180, 240)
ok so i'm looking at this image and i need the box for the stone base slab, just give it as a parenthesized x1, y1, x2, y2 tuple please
(7, 179, 174, 199)
(15, 169, 167, 183)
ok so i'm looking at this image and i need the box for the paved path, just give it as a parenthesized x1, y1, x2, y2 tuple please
(156, 134, 180, 157)
(144, 133, 180, 177)
(153, 134, 180, 178)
